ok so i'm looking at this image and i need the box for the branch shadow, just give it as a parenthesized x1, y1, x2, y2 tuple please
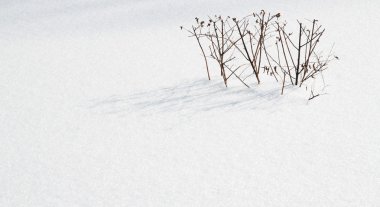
(88, 79, 298, 116)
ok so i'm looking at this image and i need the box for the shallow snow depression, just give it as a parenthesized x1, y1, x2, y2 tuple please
(0, 0, 379, 206)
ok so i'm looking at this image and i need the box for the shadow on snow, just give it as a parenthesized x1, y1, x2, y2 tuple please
(88, 79, 297, 116)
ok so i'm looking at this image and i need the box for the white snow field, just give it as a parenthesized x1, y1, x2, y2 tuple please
(1, 0, 379, 206)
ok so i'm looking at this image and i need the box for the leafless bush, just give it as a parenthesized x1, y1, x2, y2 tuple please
(182, 10, 337, 98)
(232, 11, 280, 85)
(271, 19, 335, 87)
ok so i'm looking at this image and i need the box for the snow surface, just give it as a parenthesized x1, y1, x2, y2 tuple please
(1, 0, 379, 206)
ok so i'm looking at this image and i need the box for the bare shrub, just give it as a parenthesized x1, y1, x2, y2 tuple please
(181, 10, 337, 99)
(232, 11, 281, 85)
(271, 19, 335, 87)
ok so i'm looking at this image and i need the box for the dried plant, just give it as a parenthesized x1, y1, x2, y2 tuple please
(182, 10, 337, 99)
(182, 19, 211, 80)
(232, 11, 280, 84)
(271, 19, 334, 87)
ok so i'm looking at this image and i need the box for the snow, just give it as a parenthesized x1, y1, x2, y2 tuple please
(1, 0, 379, 206)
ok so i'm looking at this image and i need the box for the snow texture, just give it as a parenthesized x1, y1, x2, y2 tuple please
(1, 0, 379, 206)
